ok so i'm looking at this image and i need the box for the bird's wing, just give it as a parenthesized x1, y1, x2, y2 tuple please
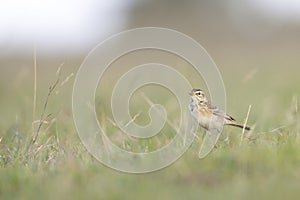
(208, 102, 236, 121)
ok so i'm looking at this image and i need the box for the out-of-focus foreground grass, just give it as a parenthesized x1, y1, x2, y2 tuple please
(0, 55, 300, 200)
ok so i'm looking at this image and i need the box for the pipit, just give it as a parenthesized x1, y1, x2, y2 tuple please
(189, 89, 251, 131)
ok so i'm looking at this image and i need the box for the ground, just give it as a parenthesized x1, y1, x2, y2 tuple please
(0, 56, 300, 200)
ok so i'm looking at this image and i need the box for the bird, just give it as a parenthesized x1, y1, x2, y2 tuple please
(189, 89, 251, 132)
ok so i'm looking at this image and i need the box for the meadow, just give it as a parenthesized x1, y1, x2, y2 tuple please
(1, 51, 300, 200)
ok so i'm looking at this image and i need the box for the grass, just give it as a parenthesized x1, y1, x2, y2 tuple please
(1, 59, 300, 200)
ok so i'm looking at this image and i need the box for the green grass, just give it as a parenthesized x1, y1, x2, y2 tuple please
(1, 62, 300, 200)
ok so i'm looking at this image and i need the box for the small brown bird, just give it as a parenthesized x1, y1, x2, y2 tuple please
(189, 89, 251, 131)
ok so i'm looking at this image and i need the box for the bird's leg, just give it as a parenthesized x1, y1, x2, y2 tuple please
(221, 130, 230, 145)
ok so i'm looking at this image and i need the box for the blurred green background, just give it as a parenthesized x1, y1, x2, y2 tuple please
(1, 1, 300, 199)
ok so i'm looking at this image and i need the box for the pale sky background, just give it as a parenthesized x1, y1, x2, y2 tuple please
(0, 0, 299, 54)
(0, 0, 134, 54)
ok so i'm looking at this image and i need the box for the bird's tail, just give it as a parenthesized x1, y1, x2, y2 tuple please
(227, 123, 251, 131)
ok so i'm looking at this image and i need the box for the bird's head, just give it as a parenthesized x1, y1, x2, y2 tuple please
(189, 89, 206, 104)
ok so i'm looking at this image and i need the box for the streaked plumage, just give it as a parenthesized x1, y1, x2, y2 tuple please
(189, 89, 251, 131)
